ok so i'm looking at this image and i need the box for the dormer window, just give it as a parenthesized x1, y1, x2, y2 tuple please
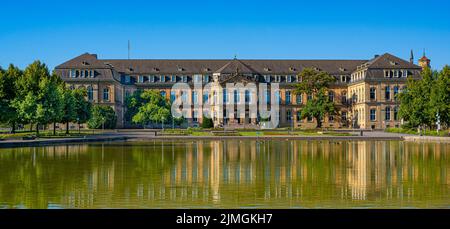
(289, 67, 296, 72)
(287, 75, 293, 83)
(152, 67, 159, 72)
(203, 67, 210, 72)
(389, 61, 398, 66)
(81, 61, 89, 66)
(177, 66, 184, 72)
(70, 69, 77, 78)
(264, 67, 271, 72)
(339, 67, 346, 72)
(313, 67, 320, 71)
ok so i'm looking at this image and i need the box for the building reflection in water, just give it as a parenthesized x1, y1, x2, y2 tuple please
(0, 140, 448, 208)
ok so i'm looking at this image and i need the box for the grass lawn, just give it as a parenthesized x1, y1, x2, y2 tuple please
(0, 129, 101, 140)
(385, 127, 448, 137)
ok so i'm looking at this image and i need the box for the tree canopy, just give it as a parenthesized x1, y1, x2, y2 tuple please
(294, 68, 336, 128)
(399, 66, 450, 129)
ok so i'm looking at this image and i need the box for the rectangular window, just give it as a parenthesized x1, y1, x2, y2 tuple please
(89, 70, 94, 78)
(285, 91, 291, 104)
(192, 91, 198, 104)
(193, 111, 198, 122)
(171, 75, 176, 82)
(328, 115, 334, 123)
(393, 86, 399, 100)
(204, 75, 210, 83)
(370, 87, 376, 100)
(138, 75, 144, 83)
(341, 112, 347, 121)
(275, 91, 281, 104)
(203, 92, 209, 104)
(370, 109, 376, 121)
(296, 111, 302, 122)
(385, 86, 391, 100)
(296, 94, 302, 104)
(287, 110, 292, 121)
(385, 107, 391, 121)
(183, 76, 188, 82)
(307, 93, 312, 101)
(265, 75, 271, 83)
(394, 107, 398, 121)
(181, 91, 187, 103)
(149, 75, 154, 83)
(170, 91, 176, 102)
(160, 75, 166, 82)
(193, 74, 202, 83)
(103, 88, 109, 101)
(223, 90, 228, 103)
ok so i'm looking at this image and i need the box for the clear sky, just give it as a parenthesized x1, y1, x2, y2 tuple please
(0, 0, 449, 71)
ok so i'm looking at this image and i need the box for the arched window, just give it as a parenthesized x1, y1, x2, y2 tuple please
(245, 90, 251, 104)
(103, 88, 110, 101)
(234, 90, 239, 103)
(394, 107, 399, 121)
(87, 86, 94, 101)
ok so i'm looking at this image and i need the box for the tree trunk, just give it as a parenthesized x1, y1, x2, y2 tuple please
(11, 122, 16, 134)
(29, 123, 33, 132)
(53, 122, 56, 136)
(66, 122, 69, 135)
(36, 123, 39, 135)
(316, 116, 322, 129)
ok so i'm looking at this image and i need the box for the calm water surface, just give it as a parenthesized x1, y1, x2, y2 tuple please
(0, 140, 448, 208)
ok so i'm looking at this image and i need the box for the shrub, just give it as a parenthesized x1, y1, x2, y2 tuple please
(87, 105, 117, 129)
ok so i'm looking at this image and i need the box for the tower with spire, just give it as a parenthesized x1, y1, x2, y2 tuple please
(410, 49, 414, 64)
(418, 49, 431, 69)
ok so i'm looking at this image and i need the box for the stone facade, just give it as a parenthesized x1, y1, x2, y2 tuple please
(54, 52, 426, 129)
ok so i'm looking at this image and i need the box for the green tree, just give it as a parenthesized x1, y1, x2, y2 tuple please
(430, 66, 450, 128)
(398, 67, 435, 129)
(294, 68, 336, 128)
(132, 90, 171, 128)
(0, 65, 21, 133)
(124, 90, 145, 124)
(72, 88, 92, 131)
(88, 105, 117, 129)
(12, 61, 52, 133)
(59, 86, 77, 134)
(36, 75, 64, 135)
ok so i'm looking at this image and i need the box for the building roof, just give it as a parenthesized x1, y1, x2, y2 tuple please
(362, 53, 421, 69)
(55, 52, 420, 75)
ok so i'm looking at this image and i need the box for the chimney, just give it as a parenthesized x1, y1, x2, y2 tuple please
(374, 54, 380, 59)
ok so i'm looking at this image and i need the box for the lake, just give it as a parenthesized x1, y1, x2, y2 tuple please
(0, 140, 448, 208)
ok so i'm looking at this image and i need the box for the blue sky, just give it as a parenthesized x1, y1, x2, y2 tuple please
(0, 0, 449, 70)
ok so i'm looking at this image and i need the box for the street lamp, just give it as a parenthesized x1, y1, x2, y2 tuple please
(101, 117, 105, 133)
(76, 117, 80, 134)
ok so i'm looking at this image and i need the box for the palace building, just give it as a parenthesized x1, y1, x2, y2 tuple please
(54, 52, 428, 129)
